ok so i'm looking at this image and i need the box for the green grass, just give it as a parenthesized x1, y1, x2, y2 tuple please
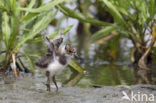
(0, 0, 84, 74)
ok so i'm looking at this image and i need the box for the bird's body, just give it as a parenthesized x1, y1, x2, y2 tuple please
(48, 60, 66, 75)
(35, 53, 70, 76)
(35, 33, 77, 92)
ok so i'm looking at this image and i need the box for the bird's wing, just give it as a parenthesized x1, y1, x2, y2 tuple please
(52, 37, 63, 49)
(35, 55, 53, 68)
(43, 35, 56, 59)
(52, 31, 64, 49)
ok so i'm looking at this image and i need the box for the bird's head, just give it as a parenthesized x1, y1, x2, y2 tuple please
(63, 44, 79, 58)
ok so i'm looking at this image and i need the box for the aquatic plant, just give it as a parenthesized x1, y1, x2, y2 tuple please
(58, 0, 156, 69)
(0, 0, 155, 79)
(0, 0, 84, 76)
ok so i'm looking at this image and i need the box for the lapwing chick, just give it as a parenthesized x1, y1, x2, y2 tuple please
(35, 35, 78, 92)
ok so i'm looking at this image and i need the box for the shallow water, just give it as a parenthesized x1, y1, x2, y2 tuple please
(1, 13, 155, 88)
(0, 30, 155, 103)
(21, 24, 156, 87)
(0, 76, 155, 103)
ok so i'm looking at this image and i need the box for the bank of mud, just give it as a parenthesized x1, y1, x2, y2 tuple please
(0, 76, 155, 103)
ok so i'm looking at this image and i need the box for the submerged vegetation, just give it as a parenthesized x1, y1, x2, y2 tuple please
(0, 0, 156, 84)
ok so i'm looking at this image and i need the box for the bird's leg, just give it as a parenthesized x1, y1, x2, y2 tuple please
(52, 75, 58, 92)
(46, 71, 51, 91)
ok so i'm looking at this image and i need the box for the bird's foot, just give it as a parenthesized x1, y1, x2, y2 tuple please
(55, 88, 58, 92)
(46, 83, 51, 92)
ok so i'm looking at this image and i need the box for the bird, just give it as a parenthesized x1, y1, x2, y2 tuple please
(35, 32, 78, 92)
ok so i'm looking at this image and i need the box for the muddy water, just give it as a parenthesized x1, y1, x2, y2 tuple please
(0, 76, 155, 103)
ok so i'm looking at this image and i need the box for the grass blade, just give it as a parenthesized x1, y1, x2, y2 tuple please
(26, 25, 73, 43)
(148, 0, 156, 17)
(19, 0, 67, 13)
(69, 59, 84, 73)
(21, 13, 38, 23)
(0, 2, 7, 11)
(58, 4, 112, 26)
(15, 10, 57, 52)
(102, 0, 126, 26)
(24, 0, 36, 15)
(24, 54, 35, 73)
(91, 25, 117, 42)
(2, 12, 11, 48)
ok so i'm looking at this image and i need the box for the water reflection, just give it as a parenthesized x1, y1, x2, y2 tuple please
(21, 24, 156, 88)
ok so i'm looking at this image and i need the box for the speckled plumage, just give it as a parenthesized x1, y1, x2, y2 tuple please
(35, 54, 53, 68)
(35, 33, 77, 92)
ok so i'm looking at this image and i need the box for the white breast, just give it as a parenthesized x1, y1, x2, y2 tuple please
(47, 60, 67, 76)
